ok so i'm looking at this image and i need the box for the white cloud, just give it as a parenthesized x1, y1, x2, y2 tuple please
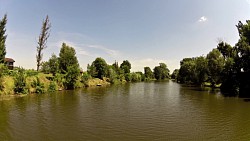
(246, 0, 250, 4)
(198, 16, 208, 22)
(86, 44, 120, 57)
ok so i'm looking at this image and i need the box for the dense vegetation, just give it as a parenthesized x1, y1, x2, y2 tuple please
(173, 20, 250, 97)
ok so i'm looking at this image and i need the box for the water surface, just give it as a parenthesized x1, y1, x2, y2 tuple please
(0, 81, 250, 140)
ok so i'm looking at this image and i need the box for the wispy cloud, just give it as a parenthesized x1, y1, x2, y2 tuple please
(86, 44, 120, 57)
(198, 16, 208, 22)
(246, 0, 250, 4)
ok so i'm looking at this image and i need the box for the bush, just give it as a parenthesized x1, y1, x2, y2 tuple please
(54, 73, 65, 89)
(0, 64, 8, 91)
(14, 67, 27, 94)
(26, 69, 38, 77)
(31, 77, 45, 94)
(47, 81, 57, 92)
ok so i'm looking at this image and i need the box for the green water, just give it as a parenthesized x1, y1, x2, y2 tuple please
(0, 81, 250, 140)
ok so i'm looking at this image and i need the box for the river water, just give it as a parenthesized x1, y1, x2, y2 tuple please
(0, 81, 250, 141)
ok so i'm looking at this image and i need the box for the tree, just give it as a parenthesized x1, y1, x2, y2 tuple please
(207, 49, 224, 87)
(36, 15, 51, 71)
(153, 63, 170, 80)
(235, 20, 250, 72)
(58, 43, 80, 89)
(48, 54, 59, 76)
(177, 57, 208, 85)
(120, 60, 131, 74)
(0, 14, 7, 63)
(90, 57, 108, 79)
(59, 43, 79, 73)
(171, 69, 179, 80)
(144, 67, 153, 80)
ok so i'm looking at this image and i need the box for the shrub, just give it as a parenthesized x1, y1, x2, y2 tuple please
(47, 81, 57, 92)
(26, 69, 38, 77)
(0, 64, 8, 91)
(31, 77, 45, 94)
(14, 67, 27, 94)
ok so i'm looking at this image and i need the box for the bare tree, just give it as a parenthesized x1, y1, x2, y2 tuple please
(36, 15, 51, 71)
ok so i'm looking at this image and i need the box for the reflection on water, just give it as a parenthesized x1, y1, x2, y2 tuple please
(0, 81, 250, 140)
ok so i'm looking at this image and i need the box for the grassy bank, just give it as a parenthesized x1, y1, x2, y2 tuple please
(0, 72, 110, 95)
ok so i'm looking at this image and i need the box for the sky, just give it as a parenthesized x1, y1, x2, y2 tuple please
(1, 0, 250, 73)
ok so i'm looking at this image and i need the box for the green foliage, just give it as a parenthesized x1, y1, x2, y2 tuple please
(14, 67, 27, 94)
(54, 73, 65, 89)
(153, 63, 170, 80)
(131, 72, 142, 82)
(48, 54, 59, 76)
(31, 77, 45, 94)
(41, 54, 59, 75)
(107, 67, 119, 84)
(64, 65, 80, 89)
(47, 81, 57, 92)
(171, 69, 179, 80)
(41, 61, 50, 74)
(26, 69, 39, 77)
(178, 57, 208, 85)
(0, 64, 8, 90)
(58, 43, 80, 89)
(120, 60, 131, 74)
(0, 14, 7, 63)
(125, 73, 131, 82)
(59, 43, 79, 73)
(207, 49, 224, 87)
(89, 57, 108, 79)
(144, 67, 153, 80)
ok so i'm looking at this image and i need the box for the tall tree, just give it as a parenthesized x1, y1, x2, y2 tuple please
(153, 63, 170, 80)
(0, 14, 7, 63)
(144, 67, 153, 80)
(58, 43, 79, 73)
(58, 43, 80, 89)
(36, 15, 51, 71)
(120, 60, 131, 74)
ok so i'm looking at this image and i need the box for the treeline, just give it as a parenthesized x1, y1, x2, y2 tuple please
(41, 44, 171, 86)
(172, 20, 250, 97)
(0, 14, 171, 95)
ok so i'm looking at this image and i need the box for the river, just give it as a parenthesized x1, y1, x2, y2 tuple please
(0, 81, 250, 140)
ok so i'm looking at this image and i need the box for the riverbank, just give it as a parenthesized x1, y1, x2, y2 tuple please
(0, 73, 111, 95)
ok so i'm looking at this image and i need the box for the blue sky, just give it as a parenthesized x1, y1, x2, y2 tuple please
(1, 0, 250, 72)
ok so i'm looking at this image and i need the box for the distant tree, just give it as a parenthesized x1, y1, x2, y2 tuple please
(90, 57, 108, 79)
(36, 15, 51, 71)
(194, 56, 208, 85)
(120, 60, 131, 74)
(178, 56, 208, 85)
(0, 14, 7, 63)
(207, 49, 224, 87)
(153, 66, 162, 80)
(48, 54, 59, 76)
(153, 63, 170, 80)
(40, 61, 50, 74)
(144, 67, 153, 80)
(171, 69, 179, 80)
